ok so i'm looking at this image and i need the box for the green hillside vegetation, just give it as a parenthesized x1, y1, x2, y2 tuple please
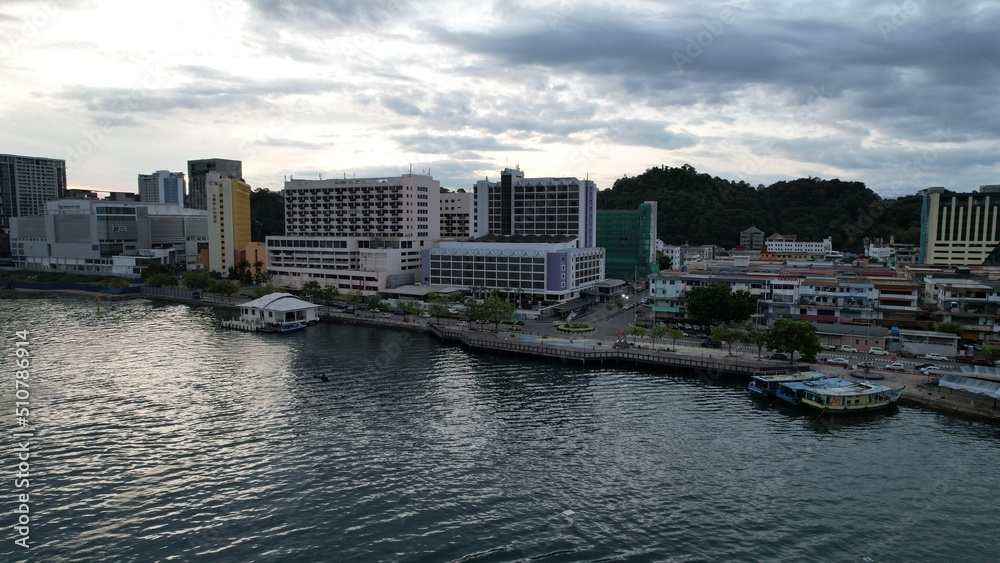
(597, 164, 923, 253)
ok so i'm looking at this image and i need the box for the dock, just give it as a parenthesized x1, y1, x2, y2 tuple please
(221, 319, 264, 332)
(428, 323, 789, 378)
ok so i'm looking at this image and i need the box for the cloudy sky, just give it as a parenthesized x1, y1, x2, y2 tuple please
(1, 0, 997, 197)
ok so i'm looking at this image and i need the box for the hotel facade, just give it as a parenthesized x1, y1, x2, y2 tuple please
(423, 167, 605, 302)
(266, 173, 440, 292)
(918, 186, 1000, 266)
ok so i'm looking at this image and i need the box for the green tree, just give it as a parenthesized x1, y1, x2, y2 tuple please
(668, 328, 685, 351)
(299, 280, 322, 303)
(318, 286, 340, 307)
(236, 259, 251, 283)
(428, 302, 450, 322)
(711, 322, 746, 357)
(145, 273, 177, 288)
(933, 321, 964, 337)
(650, 325, 669, 350)
(253, 260, 265, 284)
(744, 322, 770, 359)
(212, 279, 239, 298)
(981, 344, 1000, 366)
(141, 261, 174, 280)
(480, 295, 515, 330)
(366, 294, 384, 311)
(765, 318, 820, 362)
(397, 300, 423, 320)
(345, 290, 363, 307)
(686, 283, 758, 326)
(184, 271, 214, 291)
(627, 326, 646, 341)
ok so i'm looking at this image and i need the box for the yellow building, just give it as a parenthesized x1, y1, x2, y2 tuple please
(207, 171, 251, 275)
(919, 186, 1000, 266)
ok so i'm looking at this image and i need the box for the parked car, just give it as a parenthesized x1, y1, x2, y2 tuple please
(839, 345, 858, 353)
(923, 353, 948, 361)
(820, 343, 837, 351)
(825, 357, 850, 366)
(378, 312, 392, 318)
(918, 365, 943, 374)
(867, 347, 890, 356)
(884, 362, 906, 371)
(914, 363, 936, 371)
(853, 360, 877, 370)
(456, 321, 469, 327)
(420, 312, 431, 318)
(769, 352, 790, 361)
(700, 340, 723, 348)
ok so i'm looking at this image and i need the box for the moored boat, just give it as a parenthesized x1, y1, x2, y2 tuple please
(775, 376, 855, 405)
(748, 370, 827, 398)
(799, 380, 903, 414)
(276, 321, 307, 333)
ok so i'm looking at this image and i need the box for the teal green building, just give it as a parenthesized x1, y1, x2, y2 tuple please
(596, 201, 659, 281)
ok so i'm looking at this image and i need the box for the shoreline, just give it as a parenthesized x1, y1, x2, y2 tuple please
(6, 287, 999, 423)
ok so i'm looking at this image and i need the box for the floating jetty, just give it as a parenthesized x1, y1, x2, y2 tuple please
(221, 319, 264, 332)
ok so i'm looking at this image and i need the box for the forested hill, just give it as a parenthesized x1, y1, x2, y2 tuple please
(597, 165, 923, 252)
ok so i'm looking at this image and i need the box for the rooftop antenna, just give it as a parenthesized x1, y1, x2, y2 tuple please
(319, 173, 322, 180)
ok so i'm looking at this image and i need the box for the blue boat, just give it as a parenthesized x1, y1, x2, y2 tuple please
(748, 370, 827, 398)
(276, 321, 307, 333)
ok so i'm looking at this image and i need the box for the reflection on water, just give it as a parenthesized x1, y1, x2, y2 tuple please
(0, 297, 998, 562)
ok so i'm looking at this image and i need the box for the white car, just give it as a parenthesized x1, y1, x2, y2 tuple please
(839, 345, 858, 353)
(868, 347, 890, 356)
(923, 353, 948, 361)
(884, 362, 906, 371)
(820, 343, 837, 351)
(456, 321, 469, 327)
(825, 357, 850, 366)
(918, 365, 942, 374)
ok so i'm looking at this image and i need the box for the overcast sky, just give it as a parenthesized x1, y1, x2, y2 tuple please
(1, 0, 997, 197)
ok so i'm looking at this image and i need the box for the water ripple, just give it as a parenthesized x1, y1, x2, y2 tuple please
(1, 298, 999, 561)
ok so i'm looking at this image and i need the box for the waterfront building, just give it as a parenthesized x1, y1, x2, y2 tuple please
(596, 201, 658, 281)
(138, 170, 186, 207)
(266, 173, 439, 292)
(740, 226, 764, 250)
(187, 158, 242, 210)
(759, 234, 833, 261)
(925, 277, 1000, 342)
(425, 167, 606, 302)
(440, 190, 474, 239)
(239, 292, 319, 326)
(918, 186, 1000, 266)
(206, 172, 252, 275)
(9, 198, 207, 276)
(0, 153, 67, 256)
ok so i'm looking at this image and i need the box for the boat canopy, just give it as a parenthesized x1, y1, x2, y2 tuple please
(939, 374, 1000, 399)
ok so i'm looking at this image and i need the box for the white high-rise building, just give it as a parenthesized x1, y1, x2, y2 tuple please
(440, 190, 474, 239)
(473, 167, 597, 246)
(267, 173, 440, 292)
(424, 168, 605, 302)
(138, 170, 186, 207)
